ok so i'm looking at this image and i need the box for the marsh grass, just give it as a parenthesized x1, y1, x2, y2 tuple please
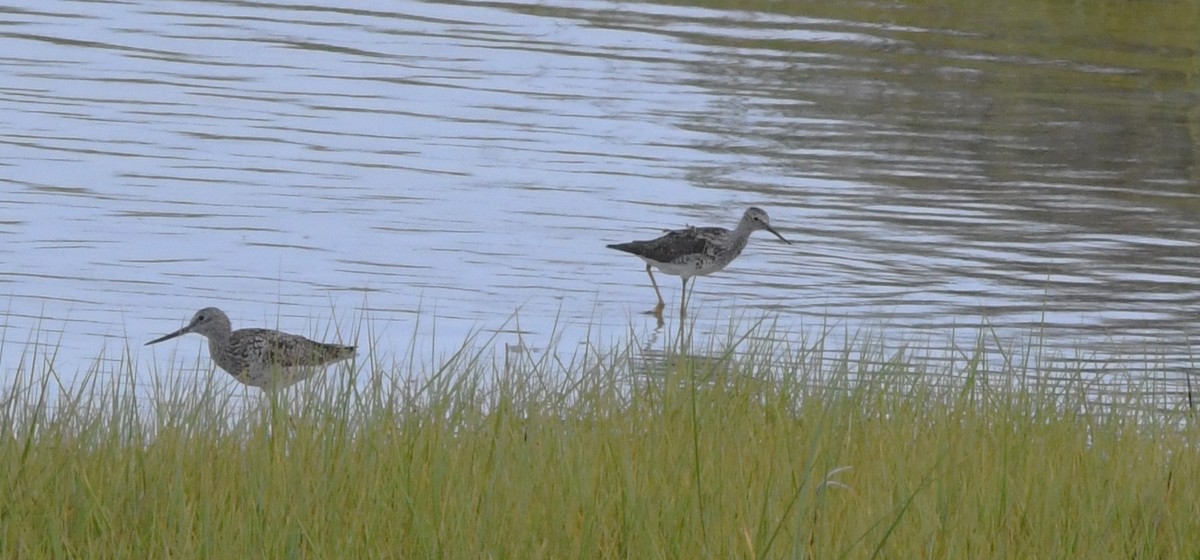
(2, 316, 1200, 558)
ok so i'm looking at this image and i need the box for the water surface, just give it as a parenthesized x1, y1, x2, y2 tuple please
(3, 0, 1200, 398)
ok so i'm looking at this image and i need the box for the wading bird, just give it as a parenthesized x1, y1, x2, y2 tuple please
(607, 206, 791, 318)
(145, 307, 355, 389)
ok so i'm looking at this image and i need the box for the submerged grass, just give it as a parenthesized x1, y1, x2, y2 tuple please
(2, 316, 1199, 558)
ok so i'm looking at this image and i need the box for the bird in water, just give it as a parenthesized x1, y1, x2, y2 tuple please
(607, 207, 791, 318)
(145, 307, 356, 390)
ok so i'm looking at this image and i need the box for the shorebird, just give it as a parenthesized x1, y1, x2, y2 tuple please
(607, 207, 791, 318)
(145, 307, 356, 389)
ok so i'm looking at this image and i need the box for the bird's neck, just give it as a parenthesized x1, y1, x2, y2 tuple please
(720, 225, 752, 255)
(729, 220, 756, 242)
(206, 329, 233, 349)
(733, 218, 755, 236)
(729, 230, 751, 252)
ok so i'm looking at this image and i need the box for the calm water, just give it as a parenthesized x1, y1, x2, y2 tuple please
(3, 1, 1200, 396)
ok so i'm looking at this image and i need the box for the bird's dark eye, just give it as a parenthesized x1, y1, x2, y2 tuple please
(197, 314, 206, 321)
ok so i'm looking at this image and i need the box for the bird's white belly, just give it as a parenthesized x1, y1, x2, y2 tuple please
(641, 256, 725, 279)
(235, 363, 322, 388)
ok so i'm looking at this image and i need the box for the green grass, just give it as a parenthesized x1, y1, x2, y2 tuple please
(1, 318, 1199, 558)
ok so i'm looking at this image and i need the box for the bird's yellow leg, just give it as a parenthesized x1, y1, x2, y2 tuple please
(680, 277, 689, 318)
(645, 264, 666, 316)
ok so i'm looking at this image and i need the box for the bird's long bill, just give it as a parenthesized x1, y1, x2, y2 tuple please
(145, 324, 193, 346)
(766, 225, 792, 244)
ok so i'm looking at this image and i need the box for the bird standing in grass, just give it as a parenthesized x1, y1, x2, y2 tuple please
(145, 307, 355, 390)
(607, 206, 791, 319)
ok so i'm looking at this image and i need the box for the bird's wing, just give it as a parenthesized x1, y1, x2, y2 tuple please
(240, 329, 349, 368)
(634, 226, 724, 264)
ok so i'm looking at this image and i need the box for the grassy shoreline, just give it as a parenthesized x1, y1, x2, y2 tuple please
(2, 320, 1198, 558)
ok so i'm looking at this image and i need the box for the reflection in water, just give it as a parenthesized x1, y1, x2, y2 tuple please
(0, 0, 1198, 401)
